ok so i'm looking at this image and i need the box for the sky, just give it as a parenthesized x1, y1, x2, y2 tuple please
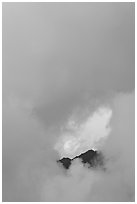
(2, 2, 135, 202)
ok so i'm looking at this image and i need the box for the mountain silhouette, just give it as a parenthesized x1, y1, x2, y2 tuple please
(57, 149, 104, 169)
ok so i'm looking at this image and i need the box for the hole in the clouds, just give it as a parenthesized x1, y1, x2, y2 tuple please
(55, 107, 112, 170)
(54, 107, 112, 159)
(57, 149, 104, 169)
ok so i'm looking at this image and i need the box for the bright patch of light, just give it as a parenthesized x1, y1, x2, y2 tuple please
(55, 107, 112, 159)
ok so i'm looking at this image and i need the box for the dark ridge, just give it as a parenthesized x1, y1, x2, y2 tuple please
(57, 149, 104, 169)
(58, 157, 71, 169)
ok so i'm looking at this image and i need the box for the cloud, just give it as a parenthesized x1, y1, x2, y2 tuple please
(2, 3, 134, 202)
(2, 91, 134, 202)
(3, 3, 134, 128)
(41, 159, 96, 202)
(41, 92, 134, 202)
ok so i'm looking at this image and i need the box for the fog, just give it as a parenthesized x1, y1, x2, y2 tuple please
(2, 2, 134, 201)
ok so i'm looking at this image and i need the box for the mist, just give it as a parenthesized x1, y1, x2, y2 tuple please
(2, 2, 134, 202)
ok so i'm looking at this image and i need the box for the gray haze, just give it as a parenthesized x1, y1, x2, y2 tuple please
(2, 3, 134, 201)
